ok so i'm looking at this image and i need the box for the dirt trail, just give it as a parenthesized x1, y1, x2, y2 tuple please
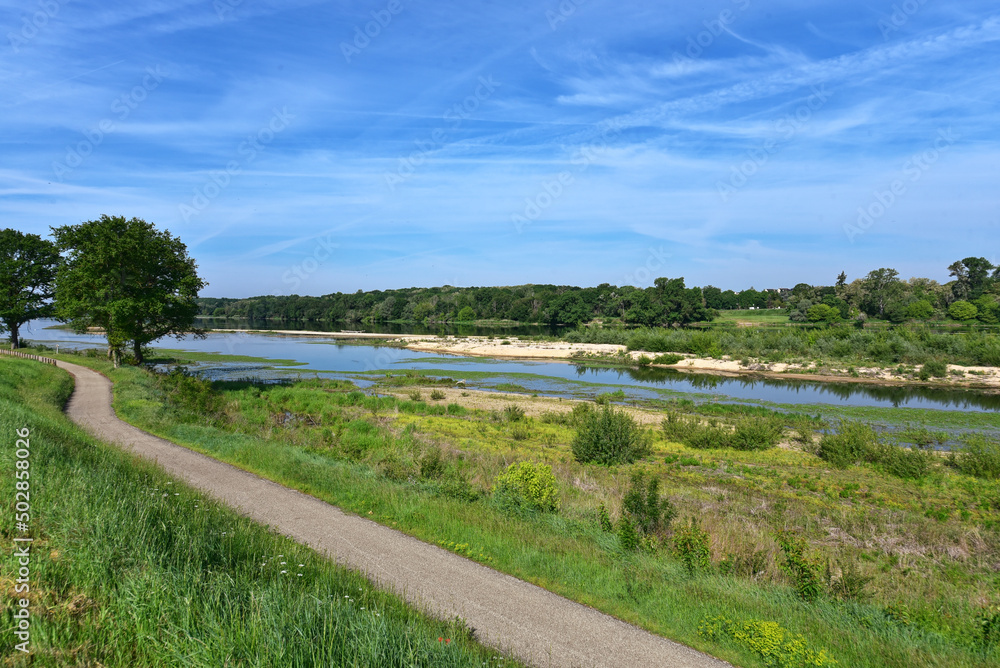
(54, 359, 730, 668)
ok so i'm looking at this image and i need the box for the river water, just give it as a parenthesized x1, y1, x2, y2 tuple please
(20, 319, 1000, 413)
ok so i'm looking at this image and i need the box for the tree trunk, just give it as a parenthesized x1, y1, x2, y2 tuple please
(9, 324, 18, 350)
(108, 344, 120, 368)
(132, 340, 144, 365)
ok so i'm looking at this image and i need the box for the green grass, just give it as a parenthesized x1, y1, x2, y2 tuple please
(712, 309, 792, 325)
(48, 351, 1000, 668)
(0, 358, 521, 667)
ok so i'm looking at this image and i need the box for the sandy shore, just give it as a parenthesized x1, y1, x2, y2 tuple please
(206, 329, 1000, 390)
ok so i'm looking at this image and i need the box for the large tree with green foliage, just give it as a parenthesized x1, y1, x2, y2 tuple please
(0, 229, 61, 349)
(52, 215, 207, 366)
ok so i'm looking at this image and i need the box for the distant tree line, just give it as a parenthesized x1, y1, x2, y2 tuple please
(199, 277, 718, 327)
(199, 257, 1000, 328)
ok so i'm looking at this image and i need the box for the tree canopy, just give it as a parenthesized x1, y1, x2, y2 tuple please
(0, 229, 60, 349)
(52, 215, 207, 365)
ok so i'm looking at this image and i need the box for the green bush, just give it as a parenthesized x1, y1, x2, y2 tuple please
(950, 434, 1000, 479)
(503, 404, 526, 421)
(652, 353, 684, 365)
(622, 470, 676, 534)
(673, 517, 711, 574)
(698, 615, 839, 667)
(572, 406, 650, 465)
(730, 416, 784, 451)
(921, 360, 948, 378)
(491, 461, 559, 512)
(430, 389, 446, 400)
(617, 515, 640, 552)
(817, 422, 879, 468)
(776, 532, 822, 602)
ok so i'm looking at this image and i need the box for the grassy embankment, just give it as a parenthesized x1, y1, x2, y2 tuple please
(47, 347, 1000, 668)
(0, 357, 521, 667)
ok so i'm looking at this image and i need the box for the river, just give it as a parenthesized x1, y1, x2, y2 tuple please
(19, 319, 1000, 413)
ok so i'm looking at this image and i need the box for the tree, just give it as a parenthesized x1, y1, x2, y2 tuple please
(52, 215, 207, 366)
(807, 303, 841, 323)
(456, 306, 476, 322)
(948, 300, 978, 322)
(0, 229, 60, 349)
(949, 257, 994, 301)
(861, 268, 901, 318)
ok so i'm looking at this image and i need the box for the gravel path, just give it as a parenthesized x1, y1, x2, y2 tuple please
(56, 358, 732, 668)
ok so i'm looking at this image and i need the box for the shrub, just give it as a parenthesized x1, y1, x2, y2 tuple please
(597, 502, 613, 532)
(950, 434, 1000, 479)
(616, 515, 639, 552)
(572, 406, 650, 465)
(698, 616, 839, 667)
(948, 300, 978, 321)
(622, 470, 676, 534)
(491, 461, 559, 512)
(430, 389, 446, 400)
(408, 390, 422, 401)
(673, 517, 711, 574)
(652, 353, 684, 365)
(730, 416, 784, 451)
(776, 531, 822, 602)
(636, 354, 652, 367)
(418, 446, 446, 479)
(503, 404, 526, 421)
(921, 360, 948, 378)
(438, 469, 480, 502)
(877, 444, 933, 480)
(817, 422, 879, 468)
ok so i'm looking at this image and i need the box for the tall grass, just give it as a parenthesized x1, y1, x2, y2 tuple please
(568, 325, 1000, 366)
(0, 359, 519, 667)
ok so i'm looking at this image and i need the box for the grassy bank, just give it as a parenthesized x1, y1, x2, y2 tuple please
(50, 349, 1000, 667)
(0, 357, 521, 667)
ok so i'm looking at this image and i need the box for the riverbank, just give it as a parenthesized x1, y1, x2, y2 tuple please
(403, 335, 1000, 391)
(203, 328, 1000, 390)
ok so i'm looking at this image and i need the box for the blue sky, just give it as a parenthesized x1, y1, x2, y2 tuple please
(2, 1, 998, 297)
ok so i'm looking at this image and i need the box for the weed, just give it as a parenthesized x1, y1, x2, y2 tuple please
(698, 616, 839, 667)
(776, 531, 822, 602)
(430, 389, 446, 401)
(597, 502, 613, 532)
(673, 518, 711, 574)
(616, 515, 639, 552)
(622, 470, 676, 535)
